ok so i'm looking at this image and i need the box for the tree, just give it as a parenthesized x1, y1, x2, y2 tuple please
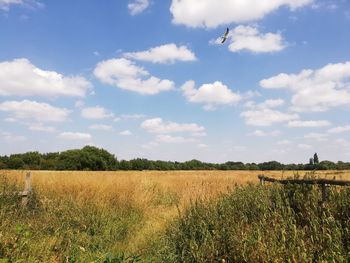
(309, 158, 314, 165)
(7, 156, 25, 169)
(313, 153, 319, 164)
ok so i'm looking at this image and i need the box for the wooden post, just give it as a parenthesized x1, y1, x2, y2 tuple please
(259, 176, 264, 186)
(21, 171, 32, 207)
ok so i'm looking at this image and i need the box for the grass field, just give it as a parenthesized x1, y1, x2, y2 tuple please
(1, 170, 350, 262)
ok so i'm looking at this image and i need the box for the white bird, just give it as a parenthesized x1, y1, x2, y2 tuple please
(221, 28, 229, 43)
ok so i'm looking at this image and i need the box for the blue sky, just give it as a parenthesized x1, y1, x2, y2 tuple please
(1, 0, 350, 163)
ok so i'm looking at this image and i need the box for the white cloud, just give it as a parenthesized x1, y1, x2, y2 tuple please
(287, 120, 331, 127)
(81, 106, 114, 120)
(89, 124, 113, 131)
(241, 98, 297, 126)
(170, 0, 313, 28)
(121, 114, 146, 120)
(328, 125, 350, 134)
(119, 130, 132, 136)
(0, 0, 43, 11)
(0, 131, 26, 142)
(0, 100, 70, 122)
(142, 141, 159, 149)
(128, 0, 149, 15)
(260, 61, 350, 112)
(58, 132, 92, 140)
(245, 98, 285, 110)
(277, 139, 292, 145)
(74, 100, 85, 108)
(155, 134, 195, 144)
(125, 43, 197, 64)
(0, 58, 91, 97)
(198, 143, 208, 148)
(304, 132, 329, 141)
(298, 143, 312, 150)
(28, 123, 56, 132)
(250, 129, 280, 137)
(141, 117, 205, 134)
(223, 26, 286, 53)
(181, 80, 241, 110)
(241, 108, 299, 126)
(94, 58, 175, 95)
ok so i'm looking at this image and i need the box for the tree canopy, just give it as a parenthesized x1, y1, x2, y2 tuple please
(0, 146, 349, 171)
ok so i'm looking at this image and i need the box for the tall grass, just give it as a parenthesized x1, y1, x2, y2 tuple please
(159, 180, 350, 262)
(1, 170, 350, 262)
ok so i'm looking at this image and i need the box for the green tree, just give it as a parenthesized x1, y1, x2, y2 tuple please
(7, 156, 25, 169)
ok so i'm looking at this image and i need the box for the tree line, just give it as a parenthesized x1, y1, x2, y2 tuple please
(0, 146, 349, 171)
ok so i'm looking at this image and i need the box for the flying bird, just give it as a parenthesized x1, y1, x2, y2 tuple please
(221, 27, 229, 43)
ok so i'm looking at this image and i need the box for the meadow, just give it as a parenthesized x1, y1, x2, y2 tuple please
(1, 170, 350, 262)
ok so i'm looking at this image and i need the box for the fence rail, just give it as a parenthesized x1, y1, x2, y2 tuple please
(258, 175, 350, 186)
(258, 175, 350, 202)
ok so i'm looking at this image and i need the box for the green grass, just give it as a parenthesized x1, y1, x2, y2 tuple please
(159, 180, 350, 262)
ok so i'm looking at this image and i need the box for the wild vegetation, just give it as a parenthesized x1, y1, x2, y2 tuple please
(160, 177, 350, 262)
(1, 170, 350, 262)
(1, 146, 350, 171)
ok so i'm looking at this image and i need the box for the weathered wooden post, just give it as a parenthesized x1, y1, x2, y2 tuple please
(259, 175, 265, 186)
(21, 171, 32, 207)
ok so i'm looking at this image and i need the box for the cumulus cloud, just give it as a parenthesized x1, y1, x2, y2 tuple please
(89, 124, 113, 131)
(277, 139, 292, 145)
(0, 0, 43, 11)
(241, 98, 298, 126)
(141, 117, 205, 134)
(94, 58, 174, 95)
(304, 132, 329, 141)
(245, 98, 285, 110)
(81, 106, 114, 120)
(214, 26, 286, 53)
(124, 43, 197, 64)
(260, 61, 350, 112)
(121, 114, 146, 120)
(0, 131, 26, 142)
(298, 143, 312, 150)
(181, 80, 241, 110)
(241, 109, 298, 126)
(0, 100, 70, 122)
(328, 125, 350, 134)
(170, 0, 313, 28)
(28, 123, 56, 132)
(0, 58, 91, 97)
(287, 120, 331, 127)
(128, 0, 149, 15)
(155, 134, 196, 144)
(250, 130, 280, 137)
(119, 130, 132, 136)
(58, 132, 92, 140)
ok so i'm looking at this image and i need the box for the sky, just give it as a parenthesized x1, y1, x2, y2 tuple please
(0, 0, 350, 163)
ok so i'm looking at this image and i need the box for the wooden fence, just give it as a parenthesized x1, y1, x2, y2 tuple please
(0, 171, 32, 207)
(258, 175, 350, 202)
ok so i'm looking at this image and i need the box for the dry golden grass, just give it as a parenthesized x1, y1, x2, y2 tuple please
(2, 169, 350, 256)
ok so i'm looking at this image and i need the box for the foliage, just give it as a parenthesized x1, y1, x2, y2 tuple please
(314, 152, 319, 164)
(1, 147, 350, 171)
(159, 179, 350, 262)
